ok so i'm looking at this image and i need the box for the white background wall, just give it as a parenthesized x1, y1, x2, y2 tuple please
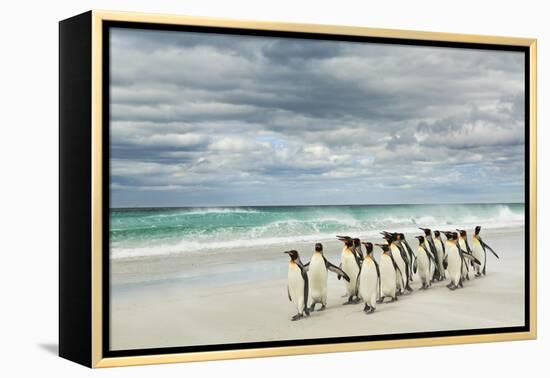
(0, 0, 546, 376)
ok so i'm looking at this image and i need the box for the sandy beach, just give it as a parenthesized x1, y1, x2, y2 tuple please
(110, 227, 525, 351)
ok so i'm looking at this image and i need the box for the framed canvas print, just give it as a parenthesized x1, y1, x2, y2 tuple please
(59, 10, 537, 368)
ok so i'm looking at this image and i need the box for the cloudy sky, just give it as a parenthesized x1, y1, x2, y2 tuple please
(109, 27, 525, 208)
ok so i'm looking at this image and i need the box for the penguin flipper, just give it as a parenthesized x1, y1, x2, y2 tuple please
(479, 237, 500, 259)
(303, 273, 309, 315)
(462, 253, 481, 266)
(325, 260, 350, 282)
(296, 261, 310, 314)
(303, 261, 310, 272)
(389, 252, 405, 289)
(287, 286, 292, 302)
(355, 247, 364, 261)
(374, 258, 382, 299)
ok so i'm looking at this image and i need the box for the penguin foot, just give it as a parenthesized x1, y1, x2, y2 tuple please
(319, 304, 326, 311)
(309, 304, 316, 312)
(291, 314, 303, 321)
(367, 307, 376, 314)
(406, 285, 414, 293)
(377, 297, 385, 304)
(390, 297, 398, 302)
(448, 285, 457, 291)
(475, 273, 482, 278)
(343, 297, 354, 305)
(363, 304, 370, 312)
(353, 297, 362, 304)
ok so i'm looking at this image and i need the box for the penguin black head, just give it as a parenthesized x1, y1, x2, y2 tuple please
(315, 243, 323, 253)
(434, 230, 441, 238)
(475, 225, 481, 235)
(415, 235, 425, 243)
(375, 243, 390, 253)
(353, 238, 361, 247)
(284, 250, 300, 261)
(443, 231, 457, 241)
(398, 233, 406, 240)
(456, 229, 467, 238)
(337, 235, 353, 247)
(380, 232, 394, 243)
(419, 227, 431, 236)
(361, 242, 373, 254)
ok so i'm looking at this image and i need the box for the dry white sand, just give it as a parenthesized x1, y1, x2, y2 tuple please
(110, 227, 525, 350)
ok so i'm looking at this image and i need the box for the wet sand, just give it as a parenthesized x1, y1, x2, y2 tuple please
(110, 227, 525, 350)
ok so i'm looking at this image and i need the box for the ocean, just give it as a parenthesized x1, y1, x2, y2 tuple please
(110, 203, 524, 259)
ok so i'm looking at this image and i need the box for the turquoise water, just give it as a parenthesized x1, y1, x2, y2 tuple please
(110, 203, 524, 259)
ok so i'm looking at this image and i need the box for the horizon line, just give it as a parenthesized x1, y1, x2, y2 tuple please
(110, 201, 525, 210)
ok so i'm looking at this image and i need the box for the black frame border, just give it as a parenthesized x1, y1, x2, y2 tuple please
(101, 20, 531, 359)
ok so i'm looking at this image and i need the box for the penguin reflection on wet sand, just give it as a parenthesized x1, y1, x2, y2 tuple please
(337, 236, 362, 304)
(472, 225, 500, 276)
(284, 250, 310, 321)
(304, 243, 350, 312)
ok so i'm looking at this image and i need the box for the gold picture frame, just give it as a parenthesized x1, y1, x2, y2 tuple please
(59, 10, 537, 368)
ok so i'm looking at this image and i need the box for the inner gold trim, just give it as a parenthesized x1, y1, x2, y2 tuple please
(90, 9, 537, 368)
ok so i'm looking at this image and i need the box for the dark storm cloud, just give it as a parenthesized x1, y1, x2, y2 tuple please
(109, 28, 525, 207)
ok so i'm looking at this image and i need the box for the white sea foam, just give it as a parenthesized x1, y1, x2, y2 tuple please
(110, 204, 525, 259)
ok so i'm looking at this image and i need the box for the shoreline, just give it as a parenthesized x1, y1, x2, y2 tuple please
(110, 226, 525, 350)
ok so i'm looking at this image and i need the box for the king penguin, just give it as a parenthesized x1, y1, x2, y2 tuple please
(419, 228, 443, 281)
(352, 238, 365, 264)
(358, 242, 380, 314)
(398, 233, 416, 282)
(337, 236, 362, 304)
(414, 235, 435, 289)
(442, 232, 481, 290)
(381, 232, 408, 294)
(284, 250, 310, 321)
(433, 230, 446, 278)
(305, 243, 350, 311)
(442, 232, 463, 290)
(376, 243, 399, 303)
(457, 229, 473, 281)
(472, 225, 500, 276)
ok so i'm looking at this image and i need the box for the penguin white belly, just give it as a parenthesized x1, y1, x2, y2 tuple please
(417, 248, 430, 285)
(341, 250, 360, 296)
(472, 239, 484, 273)
(446, 243, 462, 286)
(359, 259, 378, 307)
(390, 245, 406, 290)
(288, 263, 305, 314)
(380, 254, 396, 298)
(308, 254, 328, 302)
